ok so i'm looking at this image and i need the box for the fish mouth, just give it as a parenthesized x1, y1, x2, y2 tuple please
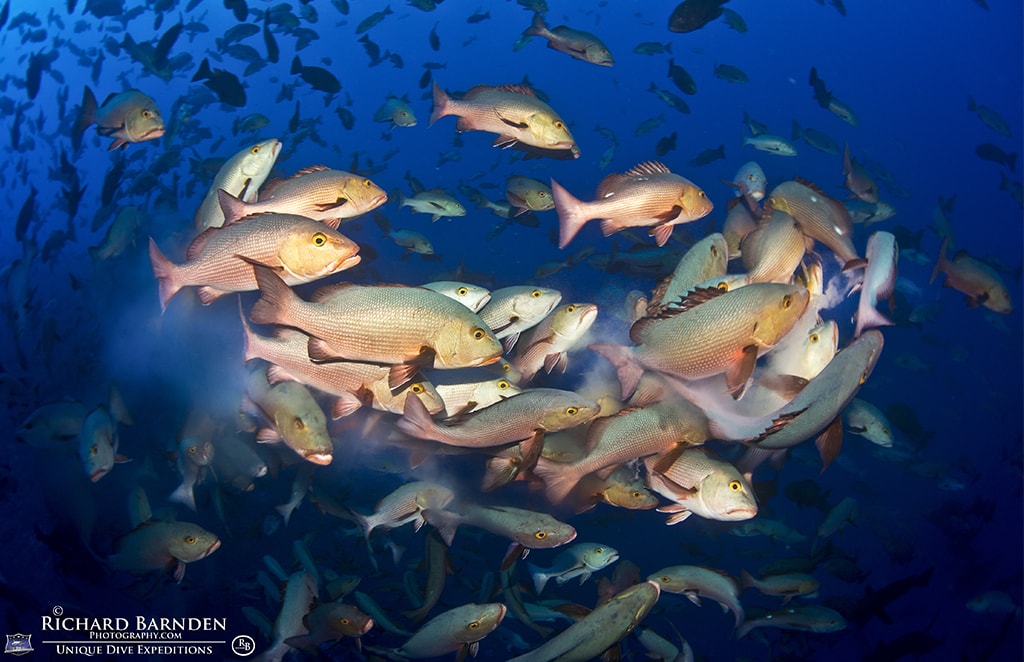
(331, 255, 362, 273)
(204, 539, 222, 557)
(90, 468, 110, 482)
(371, 193, 389, 207)
(303, 451, 334, 466)
(358, 618, 374, 635)
(142, 126, 166, 140)
(726, 506, 758, 519)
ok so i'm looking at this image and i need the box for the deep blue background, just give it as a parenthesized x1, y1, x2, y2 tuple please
(1, 1, 1021, 660)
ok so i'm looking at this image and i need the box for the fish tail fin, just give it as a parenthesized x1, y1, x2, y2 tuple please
(422, 508, 458, 546)
(275, 502, 296, 526)
(551, 179, 590, 249)
(735, 620, 754, 639)
(216, 188, 248, 224)
(429, 81, 450, 126)
(249, 265, 298, 326)
(168, 482, 197, 511)
(395, 393, 443, 442)
(290, 55, 302, 75)
(854, 304, 892, 338)
(72, 86, 97, 151)
(238, 297, 261, 362)
(532, 456, 578, 505)
(148, 238, 182, 313)
(354, 511, 375, 540)
(525, 12, 548, 38)
(191, 57, 212, 82)
(588, 342, 642, 399)
(929, 237, 949, 285)
(739, 568, 756, 590)
(528, 563, 549, 595)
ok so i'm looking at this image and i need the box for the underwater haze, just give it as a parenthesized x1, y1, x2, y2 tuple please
(1, 0, 1022, 660)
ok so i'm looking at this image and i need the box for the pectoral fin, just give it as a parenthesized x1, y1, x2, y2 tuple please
(725, 345, 758, 400)
(816, 417, 844, 472)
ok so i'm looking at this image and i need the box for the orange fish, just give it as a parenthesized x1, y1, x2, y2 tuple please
(930, 237, 1012, 313)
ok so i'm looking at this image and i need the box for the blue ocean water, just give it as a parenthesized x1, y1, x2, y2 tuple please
(1, 0, 1022, 660)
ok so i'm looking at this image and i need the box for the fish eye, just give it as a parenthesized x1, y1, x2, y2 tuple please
(748, 174, 755, 181)
(710, 245, 719, 257)
(631, 490, 642, 498)
(566, 304, 576, 313)
(660, 576, 671, 583)
(188, 445, 197, 454)
(534, 531, 547, 539)
(142, 109, 152, 118)
(594, 547, 603, 553)
(698, 190, 706, 197)
(729, 480, 742, 491)
(457, 287, 468, 296)
(312, 232, 327, 247)
(531, 289, 542, 298)
(554, 121, 564, 130)
(883, 427, 890, 434)
(502, 363, 511, 373)
(716, 281, 729, 291)
(90, 444, 99, 456)
(363, 179, 373, 187)
(251, 146, 261, 154)
(782, 295, 792, 309)
(497, 380, 510, 390)
(468, 621, 480, 630)
(809, 333, 819, 344)
(410, 383, 424, 394)
(859, 369, 869, 385)
(294, 419, 306, 430)
(185, 536, 197, 544)
(565, 407, 579, 415)
(472, 328, 486, 340)
(538, 191, 547, 198)
(340, 618, 350, 625)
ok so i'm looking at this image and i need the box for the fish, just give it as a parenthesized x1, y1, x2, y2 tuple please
(843, 143, 880, 203)
(930, 237, 1012, 313)
(725, 160, 767, 209)
(397, 387, 599, 450)
(730, 519, 808, 545)
(374, 96, 417, 128)
(402, 530, 450, 622)
(645, 447, 758, 523)
(791, 120, 840, 155)
(845, 199, 896, 226)
(355, 6, 393, 34)
(400, 190, 466, 221)
(669, 0, 729, 33)
(648, 83, 691, 114)
(966, 591, 1022, 616)
(648, 565, 744, 628)
(89, 206, 141, 261)
(507, 582, 660, 662)
(722, 8, 748, 32)
(553, 161, 713, 248)
(765, 319, 839, 383)
(768, 179, 863, 269)
(256, 571, 318, 662)
(817, 496, 858, 538)
(149, 213, 361, 311)
(242, 366, 333, 465)
(169, 436, 214, 511)
(108, 519, 220, 582)
(739, 569, 819, 602)
(430, 82, 578, 156)
(571, 466, 660, 513)
(291, 55, 341, 94)
(968, 95, 1012, 137)
(648, 233, 730, 314)
(522, 13, 614, 66)
(425, 503, 577, 550)
(284, 602, 373, 654)
(592, 283, 810, 400)
(853, 231, 898, 336)
(218, 166, 388, 224)
(194, 138, 282, 231)
(534, 399, 709, 504)
(740, 209, 806, 285)
(376, 603, 506, 660)
(744, 134, 797, 156)
(505, 175, 554, 215)
(354, 481, 455, 539)
(191, 58, 246, 107)
(467, 11, 490, 23)
(667, 58, 697, 95)
(17, 400, 89, 446)
(736, 605, 847, 638)
(976, 143, 1017, 172)
(714, 63, 749, 83)
(250, 268, 502, 370)
(374, 213, 435, 255)
(844, 398, 894, 447)
(71, 86, 164, 151)
(478, 285, 563, 351)
(511, 302, 597, 382)
(77, 405, 125, 482)
(655, 132, 677, 156)
(689, 144, 726, 167)
(528, 542, 620, 593)
(421, 281, 492, 313)
(633, 41, 672, 55)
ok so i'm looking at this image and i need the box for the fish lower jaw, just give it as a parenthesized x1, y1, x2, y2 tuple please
(302, 452, 334, 466)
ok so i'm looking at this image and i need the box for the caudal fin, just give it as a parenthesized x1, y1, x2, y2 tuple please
(528, 563, 550, 595)
(929, 237, 949, 285)
(395, 393, 443, 442)
(428, 82, 450, 126)
(72, 86, 97, 151)
(148, 238, 182, 313)
(532, 456, 580, 505)
(551, 179, 591, 249)
(588, 342, 643, 399)
(853, 302, 892, 338)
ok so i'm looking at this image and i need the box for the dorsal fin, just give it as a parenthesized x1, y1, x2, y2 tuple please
(494, 84, 536, 97)
(309, 282, 357, 303)
(793, 177, 829, 198)
(291, 165, 331, 178)
(623, 161, 671, 177)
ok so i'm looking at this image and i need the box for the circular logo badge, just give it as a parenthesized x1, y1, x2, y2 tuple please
(230, 635, 256, 657)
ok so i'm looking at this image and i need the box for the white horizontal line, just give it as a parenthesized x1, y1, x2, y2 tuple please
(41, 641, 227, 644)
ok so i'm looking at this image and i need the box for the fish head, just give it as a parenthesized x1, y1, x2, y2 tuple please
(382, 378, 447, 416)
(179, 436, 215, 467)
(602, 478, 659, 510)
(735, 161, 767, 200)
(166, 523, 221, 563)
(273, 396, 333, 465)
(78, 406, 117, 482)
(342, 175, 389, 215)
(800, 320, 839, 377)
(324, 604, 374, 637)
(454, 603, 507, 644)
(551, 302, 599, 336)
(238, 138, 282, 179)
(513, 514, 576, 548)
(278, 225, 362, 280)
(581, 543, 620, 570)
(585, 44, 615, 66)
(434, 318, 503, 369)
(751, 286, 811, 347)
(525, 112, 577, 151)
(124, 98, 166, 143)
(676, 182, 714, 221)
(538, 393, 601, 431)
(984, 285, 1013, 313)
(700, 470, 758, 521)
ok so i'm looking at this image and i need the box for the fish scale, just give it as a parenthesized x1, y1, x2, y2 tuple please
(742, 210, 806, 284)
(629, 283, 810, 381)
(233, 166, 386, 220)
(769, 180, 860, 265)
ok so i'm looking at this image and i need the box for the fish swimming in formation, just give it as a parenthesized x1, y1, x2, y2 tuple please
(72, 86, 164, 151)
(930, 237, 1013, 313)
(522, 13, 613, 66)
